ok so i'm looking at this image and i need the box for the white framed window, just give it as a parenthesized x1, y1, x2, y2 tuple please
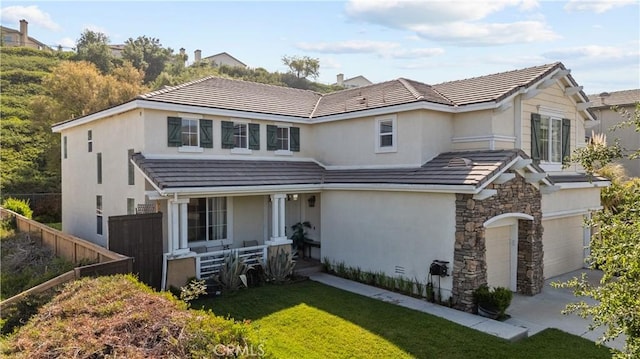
(63, 136, 67, 159)
(187, 197, 232, 244)
(540, 116, 563, 163)
(234, 123, 248, 149)
(127, 198, 135, 215)
(181, 118, 198, 147)
(375, 115, 397, 153)
(277, 127, 289, 151)
(531, 111, 570, 171)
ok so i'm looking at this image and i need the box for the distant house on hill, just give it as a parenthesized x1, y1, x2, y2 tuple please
(588, 89, 640, 177)
(108, 44, 126, 58)
(335, 74, 373, 88)
(193, 50, 246, 68)
(0, 19, 49, 50)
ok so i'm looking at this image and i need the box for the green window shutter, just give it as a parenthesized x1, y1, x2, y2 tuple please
(221, 121, 234, 149)
(561, 118, 571, 164)
(266, 125, 277, 151)
(530, 113, 541, 164)
(249, 123, 260, 150)
(167, 117, 182, 147)
(200, 119, 213, 148)
(290, 127, 300, 152)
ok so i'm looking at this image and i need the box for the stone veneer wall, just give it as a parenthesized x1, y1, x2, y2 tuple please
(452, 173, 543, 312)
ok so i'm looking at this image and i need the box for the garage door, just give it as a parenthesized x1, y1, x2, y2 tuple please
(543, 216, 585, 278)
(486, 225, 512, 289)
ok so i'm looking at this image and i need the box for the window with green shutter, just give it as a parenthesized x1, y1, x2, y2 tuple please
(221, 121, 235, 149)
(249, 123, 260, 150)
(167, 117, 182, 147)
(290, 127, 300, 152)
(531, 113, 570, 164)
(200, 119, 213, 148)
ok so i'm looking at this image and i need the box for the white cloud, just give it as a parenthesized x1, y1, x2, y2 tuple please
(82, 24, 109, 35)
(296, 40, 444, 59)
(564, 0, 637, 14)
(320, 57, 341, 70)
(344, 0, 557, 46)
(57, 37, 76, 49)
(542, 44, 639, 63)
(411, 20, 559, 46)
(0, 5, 60, 31)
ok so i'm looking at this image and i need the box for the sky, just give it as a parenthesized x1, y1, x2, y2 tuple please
(1, 0, 639, 94)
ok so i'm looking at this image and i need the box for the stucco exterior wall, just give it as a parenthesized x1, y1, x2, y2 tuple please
(61, 109, 146, 246)
(230, 196, 266, 248)
(321, 190, 456, 296)
(541, 187, 601, 215)
(592, 105, 640, 177)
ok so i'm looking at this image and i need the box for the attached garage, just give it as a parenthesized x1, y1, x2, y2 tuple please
(542, 215, 587, 279)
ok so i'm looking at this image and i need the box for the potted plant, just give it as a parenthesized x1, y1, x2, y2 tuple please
(290, 221, 312, 255)
(473, 284, 513, 320)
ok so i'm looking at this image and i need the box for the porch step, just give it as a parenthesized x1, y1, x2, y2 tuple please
(295, 264, 323, 277)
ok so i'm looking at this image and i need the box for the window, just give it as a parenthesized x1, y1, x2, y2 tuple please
(531, 113, 570, 164)
(375, 115, 397, 153)
(63, 136, 67, 159)
(234, 123, 248, 149)
(127, 149, 134, 185)
(187, 197, 228, 242)
(221, 121, 260, 150)
(167, 117, 213, 148)
(96, 195, 103, 235)
(182, 119, 198, 146)
(127, 198, 135, 215)
(87, 130, 93, 152)
(96, 152, 102, 184)
(267, 125, 300, 152)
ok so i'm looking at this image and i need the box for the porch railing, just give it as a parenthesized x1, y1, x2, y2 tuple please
(194, 244, 268, 279)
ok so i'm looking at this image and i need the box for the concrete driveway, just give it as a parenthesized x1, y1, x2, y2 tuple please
(505, 269, 625, 351)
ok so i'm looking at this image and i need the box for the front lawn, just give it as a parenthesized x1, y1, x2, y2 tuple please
(195, 280, 611, 359)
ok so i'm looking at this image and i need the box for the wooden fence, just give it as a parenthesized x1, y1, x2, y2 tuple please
(0, 208, 133, 311)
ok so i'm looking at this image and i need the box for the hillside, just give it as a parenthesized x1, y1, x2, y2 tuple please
(1, 275, 265, 358)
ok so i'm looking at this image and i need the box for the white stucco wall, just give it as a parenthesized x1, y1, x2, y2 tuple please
(541, 187, 602, 215)
(60, 109, 146, 247)
(321, 190, 456, 297)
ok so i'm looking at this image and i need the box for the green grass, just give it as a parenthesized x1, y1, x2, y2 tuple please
(194, 280, 611, 359)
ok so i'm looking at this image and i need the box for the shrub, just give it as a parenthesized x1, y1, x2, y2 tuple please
(473, 284, 513, 319)
(264, 246, 295, 284)
(2, 198, 33, 219)
(215, 251, 252, 292)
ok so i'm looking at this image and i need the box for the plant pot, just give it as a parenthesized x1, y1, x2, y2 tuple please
(477, 304, 500, 319)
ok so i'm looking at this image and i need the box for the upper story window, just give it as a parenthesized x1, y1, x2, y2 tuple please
(127, 149, 135, 185)
(375, 115, 397, 153)
(63, 136, 68, 159)
(221, 120, 260, 152)
(96, 152, 102, 184)
(266, 125, 300, 153)
(87, 130, 93, 152)
(531, 113, 570, 165)
(167, 117, 213, 149)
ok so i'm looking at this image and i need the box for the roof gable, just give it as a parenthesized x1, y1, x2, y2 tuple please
(588, 89, 640, 108)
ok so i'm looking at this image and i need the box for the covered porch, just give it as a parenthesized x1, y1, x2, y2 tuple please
(131, 153, 325, 289)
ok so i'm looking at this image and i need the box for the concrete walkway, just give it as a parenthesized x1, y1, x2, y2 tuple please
(309, 270, 624, 350)
(309, 273, 528, 342)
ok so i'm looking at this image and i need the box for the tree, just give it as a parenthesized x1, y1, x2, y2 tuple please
(75, 30, 115, 74)
(555, 103, 640, 358)
(282, 55, 319, 80)
(122, 36, 172, 83)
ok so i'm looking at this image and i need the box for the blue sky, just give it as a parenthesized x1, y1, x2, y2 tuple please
(1, 1, 639, 94)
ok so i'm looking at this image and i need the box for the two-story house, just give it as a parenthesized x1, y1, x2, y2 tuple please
(1, 19, 49, 50)
(52, 62, 607, 312)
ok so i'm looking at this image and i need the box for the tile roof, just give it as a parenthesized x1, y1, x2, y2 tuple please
(133, 150, 525, 191)
(588, 89, 640, 108)
(131, 154, 325, 189)
(138, 77, 321, 118)
(134, 63, 569, 119)
(431, 63, 562, 106)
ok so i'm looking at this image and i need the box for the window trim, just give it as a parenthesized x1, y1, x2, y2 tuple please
(233, 122, 249, 150)
(187, 196, 234, 247)
(181, 118, 199, 148)
(375, 115, 397, 153)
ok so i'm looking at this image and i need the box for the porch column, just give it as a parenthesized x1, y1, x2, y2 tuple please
(268, 193, 290, 245)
